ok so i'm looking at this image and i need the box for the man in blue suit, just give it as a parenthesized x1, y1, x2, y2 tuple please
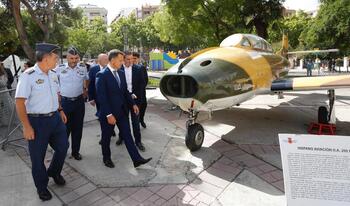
(115, 52, 146, 151)
(96, 49, 151, 168)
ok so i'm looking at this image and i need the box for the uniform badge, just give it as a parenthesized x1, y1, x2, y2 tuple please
(61, 70, 68, 74)
(36, 79, 44, 84)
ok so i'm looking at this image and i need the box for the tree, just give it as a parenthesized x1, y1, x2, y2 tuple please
(268, 11, 311, 50)
(243, 0, 285, 39)
(300, 0, 350, 55)
(67, 17, 117, 58)
(3, 0, 80, 61)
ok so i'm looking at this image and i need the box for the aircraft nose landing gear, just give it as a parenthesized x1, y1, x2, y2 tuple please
(185, 109, 204, 151)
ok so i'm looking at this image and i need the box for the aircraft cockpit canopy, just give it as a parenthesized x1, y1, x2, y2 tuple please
(220, 34, 273, 52)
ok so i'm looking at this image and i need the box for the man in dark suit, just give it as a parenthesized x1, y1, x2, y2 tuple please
(115, 52, 146, 151)
(132, 52, 148, 128)
(88, 53, 108, 115)
(96, 49, 151, 168)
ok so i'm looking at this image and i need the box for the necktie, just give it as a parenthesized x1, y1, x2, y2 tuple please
(112, 70, 120, 88)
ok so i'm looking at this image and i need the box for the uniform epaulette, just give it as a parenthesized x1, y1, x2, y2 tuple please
(25, 68, 35, 75)
(79, 63, 86, 68)
(50, 69, 56, 73)
(58, 64, 65, 67)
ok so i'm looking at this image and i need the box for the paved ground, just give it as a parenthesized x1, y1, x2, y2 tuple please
(1, 86, 350, 206)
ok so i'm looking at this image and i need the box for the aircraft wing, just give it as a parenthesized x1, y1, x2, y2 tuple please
(148, 71, 164, 79)
(287, 49, 339, 55)
(271, 75, 350, 91)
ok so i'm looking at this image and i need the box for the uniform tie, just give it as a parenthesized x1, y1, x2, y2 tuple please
(112, 70, 121, 88)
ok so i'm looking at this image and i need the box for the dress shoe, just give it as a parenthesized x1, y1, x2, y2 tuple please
(133, 157, 152, 168)
(103, 159, 115, 168)
(136, 142, 145, 152)
(140, 121, 147, 128)
(72, 153, 82, 160)
(48, 174, 66, 186)
(37, 189, 52, 201)
(115, 138, 123, 145)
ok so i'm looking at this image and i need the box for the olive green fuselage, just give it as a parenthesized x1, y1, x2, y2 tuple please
(160, 46, 289, 112)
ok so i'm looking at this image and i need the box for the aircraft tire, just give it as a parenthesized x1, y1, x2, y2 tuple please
(186, 123, 204, 151)
(318, 106, 328, 124)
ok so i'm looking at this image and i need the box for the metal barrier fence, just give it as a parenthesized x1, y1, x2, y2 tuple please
(0, 87, 26, 151)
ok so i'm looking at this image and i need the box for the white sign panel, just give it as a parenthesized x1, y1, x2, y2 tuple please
(279, 134, 350, 206)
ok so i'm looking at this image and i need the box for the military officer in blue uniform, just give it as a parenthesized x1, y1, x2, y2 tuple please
(55, 47, 89, 160)
(15, 43, 69, 201)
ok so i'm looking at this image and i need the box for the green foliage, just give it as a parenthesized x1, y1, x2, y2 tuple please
(300, 0, 350, 55)
(0, 6, 20, 56)
(67, 17, 117, 58)
(268, 11, 311, 50)
(110, 14, 163, 52)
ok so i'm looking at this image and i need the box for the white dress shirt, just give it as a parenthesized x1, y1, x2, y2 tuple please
(124, 64, 132, 93)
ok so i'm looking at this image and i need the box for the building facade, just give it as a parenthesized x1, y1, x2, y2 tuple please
(78, 4, 108, 24)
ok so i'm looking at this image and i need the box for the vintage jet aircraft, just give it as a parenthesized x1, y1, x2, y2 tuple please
(159, 33, 350, 151)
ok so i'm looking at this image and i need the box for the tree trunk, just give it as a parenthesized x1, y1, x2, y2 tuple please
(10, 0, 35, 61)
(253, 18, 268, 39)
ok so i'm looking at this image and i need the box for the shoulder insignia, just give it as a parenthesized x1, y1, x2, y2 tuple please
(79, 63, 86, 68)
(25, 68, 35, 75)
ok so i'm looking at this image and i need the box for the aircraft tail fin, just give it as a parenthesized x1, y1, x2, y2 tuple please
(277, 34, 288, 58)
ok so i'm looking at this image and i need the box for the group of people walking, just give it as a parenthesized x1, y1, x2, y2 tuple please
(15, 43, 151, 201)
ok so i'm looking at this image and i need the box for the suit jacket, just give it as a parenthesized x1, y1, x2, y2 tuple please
(121, 65, 146, 105)
(95, 67, 135, 119)
(138, 64, 148, 99)
(88, 64, 102, 102)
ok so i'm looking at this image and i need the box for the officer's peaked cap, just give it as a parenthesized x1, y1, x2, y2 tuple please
(35, 43, 60, 54)
(67, 46, 80, 55)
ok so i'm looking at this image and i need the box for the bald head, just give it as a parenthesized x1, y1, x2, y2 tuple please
(97, 53, 108, 68)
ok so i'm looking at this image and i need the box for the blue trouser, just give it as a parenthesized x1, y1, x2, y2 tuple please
(28, 112, 69, 191)
(128, 107, 141, 144)
(99, 111, 142, 162)
(62, 97, 85, 155)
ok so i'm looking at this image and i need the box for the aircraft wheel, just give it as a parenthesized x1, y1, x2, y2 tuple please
(186, 123, 204, 151)
(318, 106, 328, 124)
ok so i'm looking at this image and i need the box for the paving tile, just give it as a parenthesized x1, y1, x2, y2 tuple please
(248, 167, 264, 176)
(100, 187, 118, 195)
(198, 171, 231, 189)
(206, 166, 241, 182)
(272, 180, 285, 192)
(130, 188, 154, 202)
(222, 148, 246, 159)
(197, 202, 209, 206)
(239, 144, 253, 154)
(90, 196, 119, 206)
(249, 145, 266, 156)
(109, 189, 129, 202)
(189, 198, 200, 205)
(260, 173, 278, 183)
(236, 155, 265, 168)
(61, 183, 96, 203)
(154, 197, 167, 206)
(258, 164, 277, 173)
(156, 185, 182, 200)
(194, 192, 216, 205)
(260, 145, 276, 154)
(176, 185, 200, 203)
(69, 189, 106, 206)
(211, 161, 241, 174)
(190, 178, 223, 197)
(119, 197, 140, 206)
(120, 187, 141, 195)
(146, 184, 164, 193)
(270, 170, 283, 181)
(216, 156, 234, 165)
(146, 194, 161, 203)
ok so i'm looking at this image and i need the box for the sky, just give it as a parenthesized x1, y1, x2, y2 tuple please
(71, 0, 320, 24)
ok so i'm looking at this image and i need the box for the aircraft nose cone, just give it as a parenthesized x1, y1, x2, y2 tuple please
(160, 75, 198, 98)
